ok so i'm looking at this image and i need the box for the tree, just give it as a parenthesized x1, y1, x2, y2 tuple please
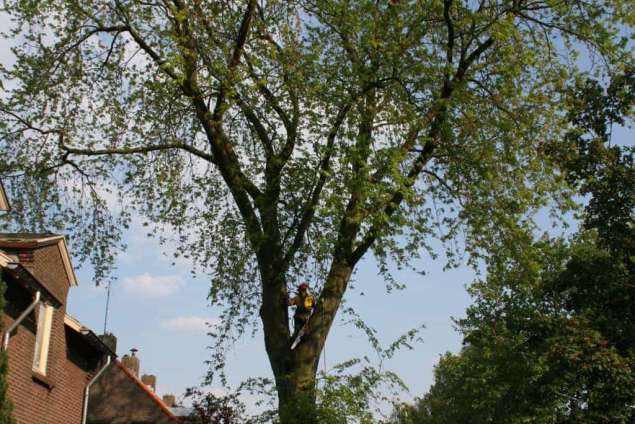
(0, 1, 631, 421)
(404, 231, 634, 423)
(390, 73, 635, 424)
(184, 387, 246, 424)
(390, 177, 634, 424)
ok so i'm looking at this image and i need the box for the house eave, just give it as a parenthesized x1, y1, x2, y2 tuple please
(64, 314, 116, 357)
(1, 262, 62, 307)
(0, 234, 78, 287)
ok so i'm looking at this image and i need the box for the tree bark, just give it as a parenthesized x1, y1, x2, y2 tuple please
(261, 260, 353, 424)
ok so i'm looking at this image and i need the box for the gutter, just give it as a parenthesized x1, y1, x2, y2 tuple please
(82, 355, 111, 424)
(2, 289, 40, 351)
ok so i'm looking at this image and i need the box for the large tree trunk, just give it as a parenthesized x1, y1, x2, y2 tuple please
(262, 261, 353, 424)
(275, 355, 319, 424)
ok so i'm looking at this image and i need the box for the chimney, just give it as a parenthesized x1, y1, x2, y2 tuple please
(162, 394, 176, 407)
(141, 374, 156, 392)
(99, 333, 117, 354)
(121, 348, 140, 377)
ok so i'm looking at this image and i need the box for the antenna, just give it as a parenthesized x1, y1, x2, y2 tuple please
(103, 280, 112, 334)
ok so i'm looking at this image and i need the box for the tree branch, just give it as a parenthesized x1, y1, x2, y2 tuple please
(444, 0, 455, 67)
(54, 24, 127, 65)
(235, 95, 274, 157)
(171, 0, 263, 206)
(254, 30, 301, 164)
(113, 0, 182, 81)
(348, 138, 436, 265)
(61, 141, 215, 162)
(281, 101, 354, 270)
(243, 53, 294, 139)
(212, 0, 257, 122)
(348, 33, 495, 265)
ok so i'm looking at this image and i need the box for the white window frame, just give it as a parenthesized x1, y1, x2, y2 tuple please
(32, 303, 54, 375)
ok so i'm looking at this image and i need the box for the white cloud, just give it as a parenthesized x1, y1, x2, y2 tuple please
(159, 316, 218, 332)
(122, 273, 185, 297)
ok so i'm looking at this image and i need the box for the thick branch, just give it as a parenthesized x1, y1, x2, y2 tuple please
(190, 95, 264, 203)
(348, 140, 436, 264)
(173, 0, 263, 206)
(114, 0, 182, 81)
(333, 95, 377, 263)
(444, 0, 455, 66)
(348, 37, 495, 265)
(281, 101, 354, 270)
(456, 37, 494, 80)
(213, 0, 257, 121)
(61, 141, 215, 162)
(236, 96, 274, 157)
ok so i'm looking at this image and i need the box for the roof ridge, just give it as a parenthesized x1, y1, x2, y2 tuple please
(0, 232, 62, 238)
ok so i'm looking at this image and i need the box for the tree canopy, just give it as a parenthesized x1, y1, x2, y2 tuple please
(0, 1, 632, 421)
(389, 71, 634, 424)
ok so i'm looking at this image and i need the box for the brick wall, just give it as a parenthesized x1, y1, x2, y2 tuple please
(28, 244, 72, 302)
(4, 301, 94, 423)
(2, 243, 95, 424)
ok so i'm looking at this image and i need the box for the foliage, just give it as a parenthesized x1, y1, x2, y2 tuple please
(187, 356, 410, 424)
(314, 316, 422, 424)
(551, 67, 635, 257)
(0, 0, 632, 419)
(401, 233, 634, 424)
(240, 357, 412, 424)
(316, 358, 406, 424)
(389, 73, 635, 424)
(184, 387, 247, 424)
(223, 319, 421, 423)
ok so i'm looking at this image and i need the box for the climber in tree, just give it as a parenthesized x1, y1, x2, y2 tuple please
(288, 282, 315, 348)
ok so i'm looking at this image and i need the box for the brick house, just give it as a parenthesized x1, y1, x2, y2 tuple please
(0, 233, 114, 424)
(0, 186, 183, 423)
(87, 349, 182, 424)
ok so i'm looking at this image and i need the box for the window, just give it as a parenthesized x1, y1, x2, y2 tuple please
(33, 303, 54, 375)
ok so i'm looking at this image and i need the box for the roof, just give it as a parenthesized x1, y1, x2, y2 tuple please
(0, 261, 62, 307)
(114, 361, 183, 423)
(64, 314, 117, 356)
(0, 233, 78, 286)
(0, 181, 9, 211)
(0, 233, 65, 243)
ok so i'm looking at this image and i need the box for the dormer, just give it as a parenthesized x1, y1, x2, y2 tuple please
(0, 234, 77, 305)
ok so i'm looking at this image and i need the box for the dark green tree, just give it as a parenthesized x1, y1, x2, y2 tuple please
(184, 387, 246, 424)
(391, 72, 634, 424)
(0, 1, 631, 421)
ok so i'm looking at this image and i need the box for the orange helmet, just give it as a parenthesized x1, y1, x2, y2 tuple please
(298, 282, 309, 290)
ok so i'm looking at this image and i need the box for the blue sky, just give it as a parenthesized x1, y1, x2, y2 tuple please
(66, 225, 475, 404)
